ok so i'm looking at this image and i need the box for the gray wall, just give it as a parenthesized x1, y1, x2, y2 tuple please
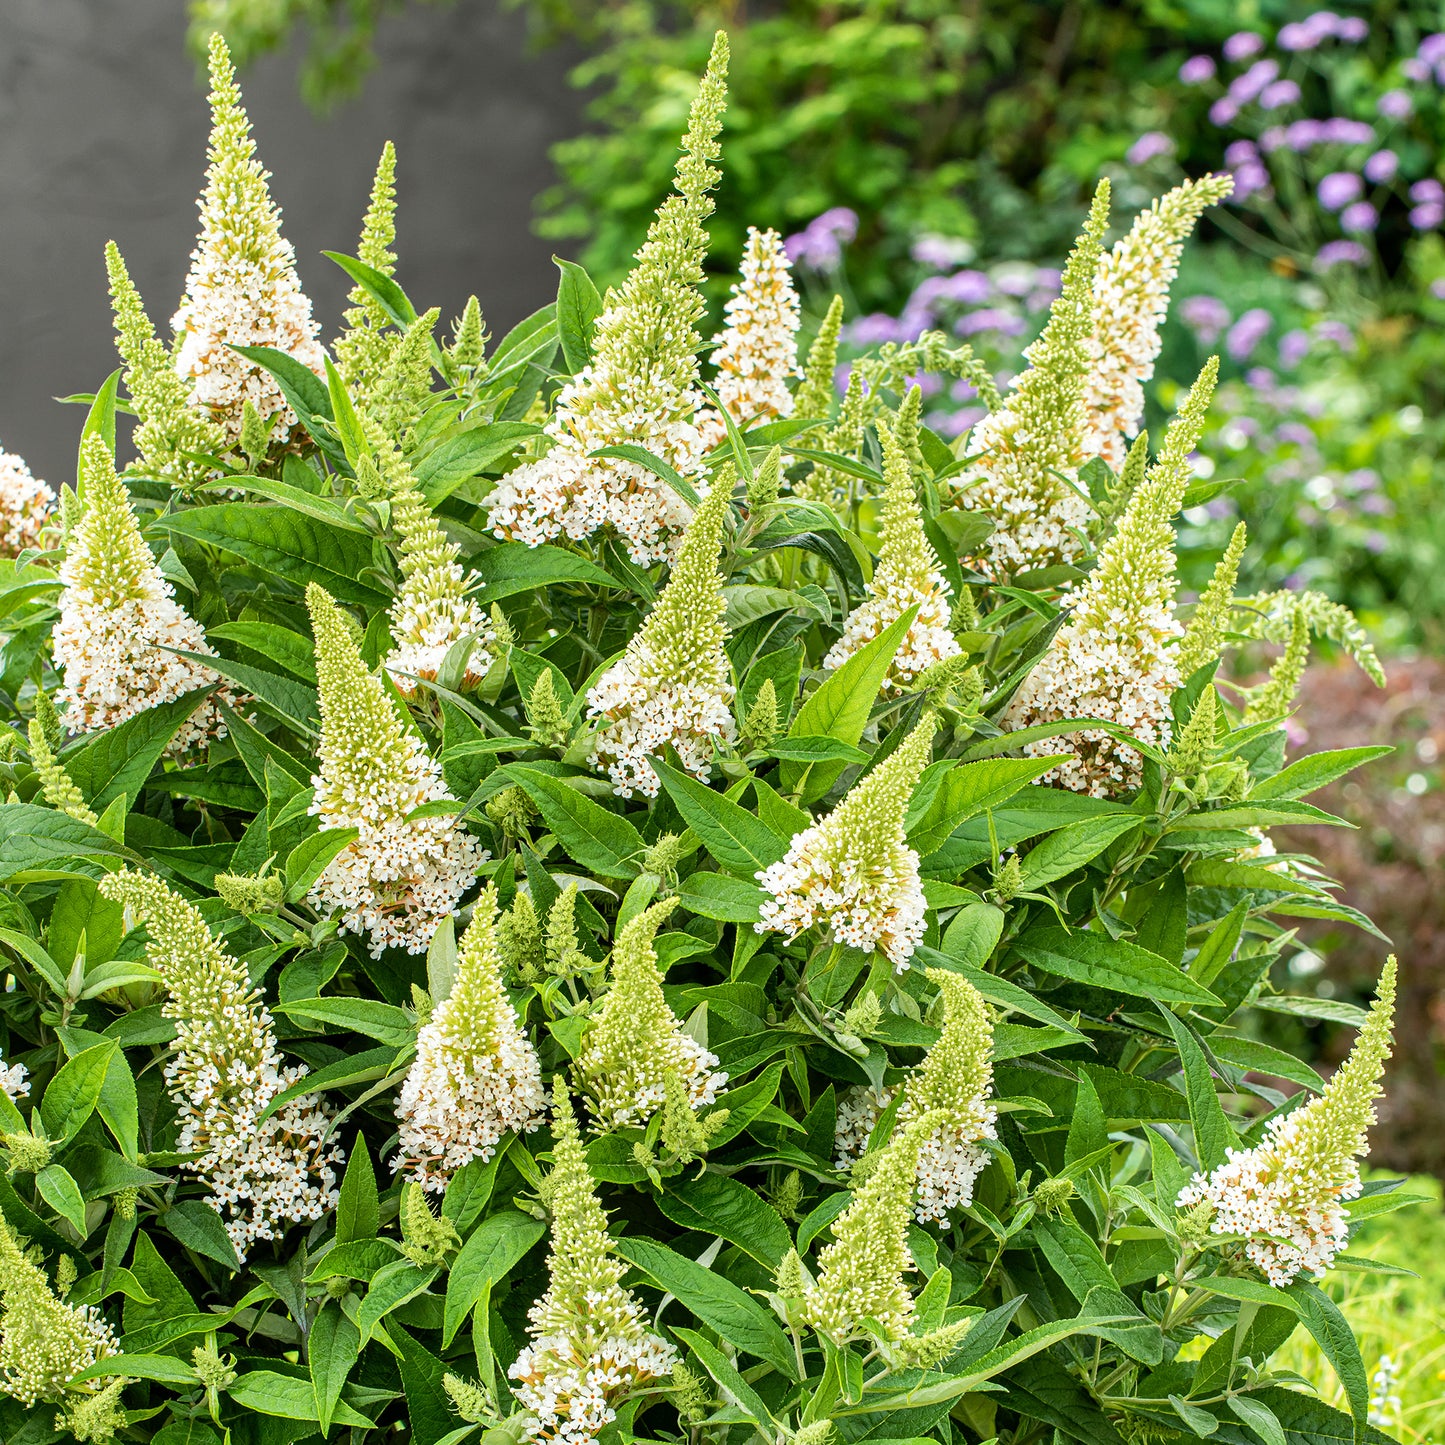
(0, 0, 583, 485)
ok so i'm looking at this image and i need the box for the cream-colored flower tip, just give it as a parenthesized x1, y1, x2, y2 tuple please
(1003, 357, 1218, 796)
(586, 466, 735, 797)
(393, 887, 547, 1191)
(171, 34, 325, 447)
(305, 582, 488, 957)
(53, 435, 235, 754)
(487, 36, 728, 567)
(98, 870, 342, 1262)
(1177, 956, 1396, 1285)
(696, 224, 802, 449)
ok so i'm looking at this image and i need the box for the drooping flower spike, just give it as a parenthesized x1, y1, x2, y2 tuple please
(945, 180, 1110, 578)
(1177, 956, 1397, 1286)
(824, 407, 962, 692)
(98, 870, 342, 1261)
(697, 225, 802, 449)
(0, 1218, 116, 1407)
(586, 466, 736, 797)
(1082, 174, 1233, 468)
(509, 1086, 676, 1444)
(305, 582, 487, 956)
(393, 885, 547, 1191)
(53, 435, 233, 754)
(0, 443, 53, 559)
(757, 712, 938, 969)
(1003, 356, 1219, 796)
(488, 33, 729, 566)
(575, 899, 727, 1130)
(171, 33, 325, 448)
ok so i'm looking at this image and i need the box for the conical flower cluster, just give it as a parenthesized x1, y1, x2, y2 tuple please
(1176, 520, 1247, 680)
(97, 871, 343, 1261)
(1177, 957, 1397, 1286)
(944, 182, 1110, 578)
(370, 435, 493, 694)
(823, 411, 961, 691)
(1082, 175, 1233, 468)
(0, 1053, 27, 1105)
(0, 1220, 117, 1406)
(509, 1088, 676, 1444)
(575, 901, 726, 1130)
(334, 142, 400, 408)
(900, 970, 997, 1223)
(170, 35, 325, 447)
(52, 435, 232, 753)
(306, 583, 487, 956)
(802, 1113, 932, 1343)
(0, 443, 53, 559)
(394, 886, 547, 1191)
(1003, 358, 1218, 796)
(488, 35, 728, 566)
(106, 241, 226, 488)
(585, 468, 736, 797)
(696, 226, 801, 450)
(756, 714, 937, 969)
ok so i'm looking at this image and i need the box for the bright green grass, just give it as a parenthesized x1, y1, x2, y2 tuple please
(1276, 1176, 1445, 1442)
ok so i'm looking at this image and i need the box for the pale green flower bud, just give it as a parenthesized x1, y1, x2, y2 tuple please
(1176, 521, 1247, 680)
(525, 670, 571, 749)
(214, 868, 284, 915)
(27, 720, 97, 827)
(398, 1182, 461, 1266)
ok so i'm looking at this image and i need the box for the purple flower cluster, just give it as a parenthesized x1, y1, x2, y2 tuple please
(1277, 12, 1367, 51)
(784, 207, 858, 271)
(1403, 33, 1445, 85)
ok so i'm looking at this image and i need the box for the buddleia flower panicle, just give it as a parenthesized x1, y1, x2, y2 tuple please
(1244, 605, 1310, 725)
(99, 871, 342, 1259)
(824, 410, 962, 691)
(833, 1082, 895, 1168)
(1177, 957, 1397, 1286)
(305, 583, 488, 957)
(0, 1219, 117, 1406)
(58, 1376, 131, 1445)
(901, 970, 997, 1223)
(586, 468, 736, 797)
(0, 442, 53, 559)
(53, 436, 235, 753)
(696, 226, 802, 449)
(792, 294, 846, 449)
(796, 365, 866, 506)
(945, 181, 1110, 578)
(802, 1113, 936, 1343)
(1083, 175, 1233, 468)
(334, 141, 400, 405)
(509, 1087, 676, 1445)
(757, 713, 937, 969)
(394, 885, 547, 1191)
(1003, 358, 1219, 796)
(26, 720, 97, 827)
(1176, 520, 1246, 679)
(575, 900, 726, 1130)
(370, 431, 493, 693)
(106, 241, 226, 487)
(488, 35, 728, 566)
(0, 1053, 27, 1106)
(171, 34, 325, 447)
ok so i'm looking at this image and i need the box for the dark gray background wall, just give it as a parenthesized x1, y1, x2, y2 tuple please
(0, 0, 582, 485)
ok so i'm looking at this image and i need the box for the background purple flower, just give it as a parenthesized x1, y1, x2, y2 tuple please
(1412, 203, 1445, 230)
(1211, 97, 1241, 126)
(1180, 54, 1217, 84)
(784, 207, 858, 270)
(1226, 307, 1272, 360)
(910, 235, 973, 269)
(1377, 90, 1412, 121)
(1180, 294, 1231, 345)
(1340, 201, 1378, 233)
(1285, 119, 1326, 150)
(1363, 150, 1399, 183)
(1223, 31, 1265, 61)
(1315, 239, 1368, 268)
(1403, 57, 1431, 82)
(1231, 58, 1280, 103)
(1411, 179, 1444, 205)
(1232, 162, 1272, 199)
(1280, 329, 1311, 369)
(1318, 171, 1363, 210)
(1126, 131, 1174, 165)
(1260, 79, 1301, 109)
(1335, 16, 1367, 42)
(1321, 118, 1374, 146)
(1419, 33, 1445, 66)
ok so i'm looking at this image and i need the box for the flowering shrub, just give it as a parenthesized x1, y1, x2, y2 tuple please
(0, 30, 1419, 1445)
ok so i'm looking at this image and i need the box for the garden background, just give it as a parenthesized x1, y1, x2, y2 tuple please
(4, 0, 1445, 1436)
